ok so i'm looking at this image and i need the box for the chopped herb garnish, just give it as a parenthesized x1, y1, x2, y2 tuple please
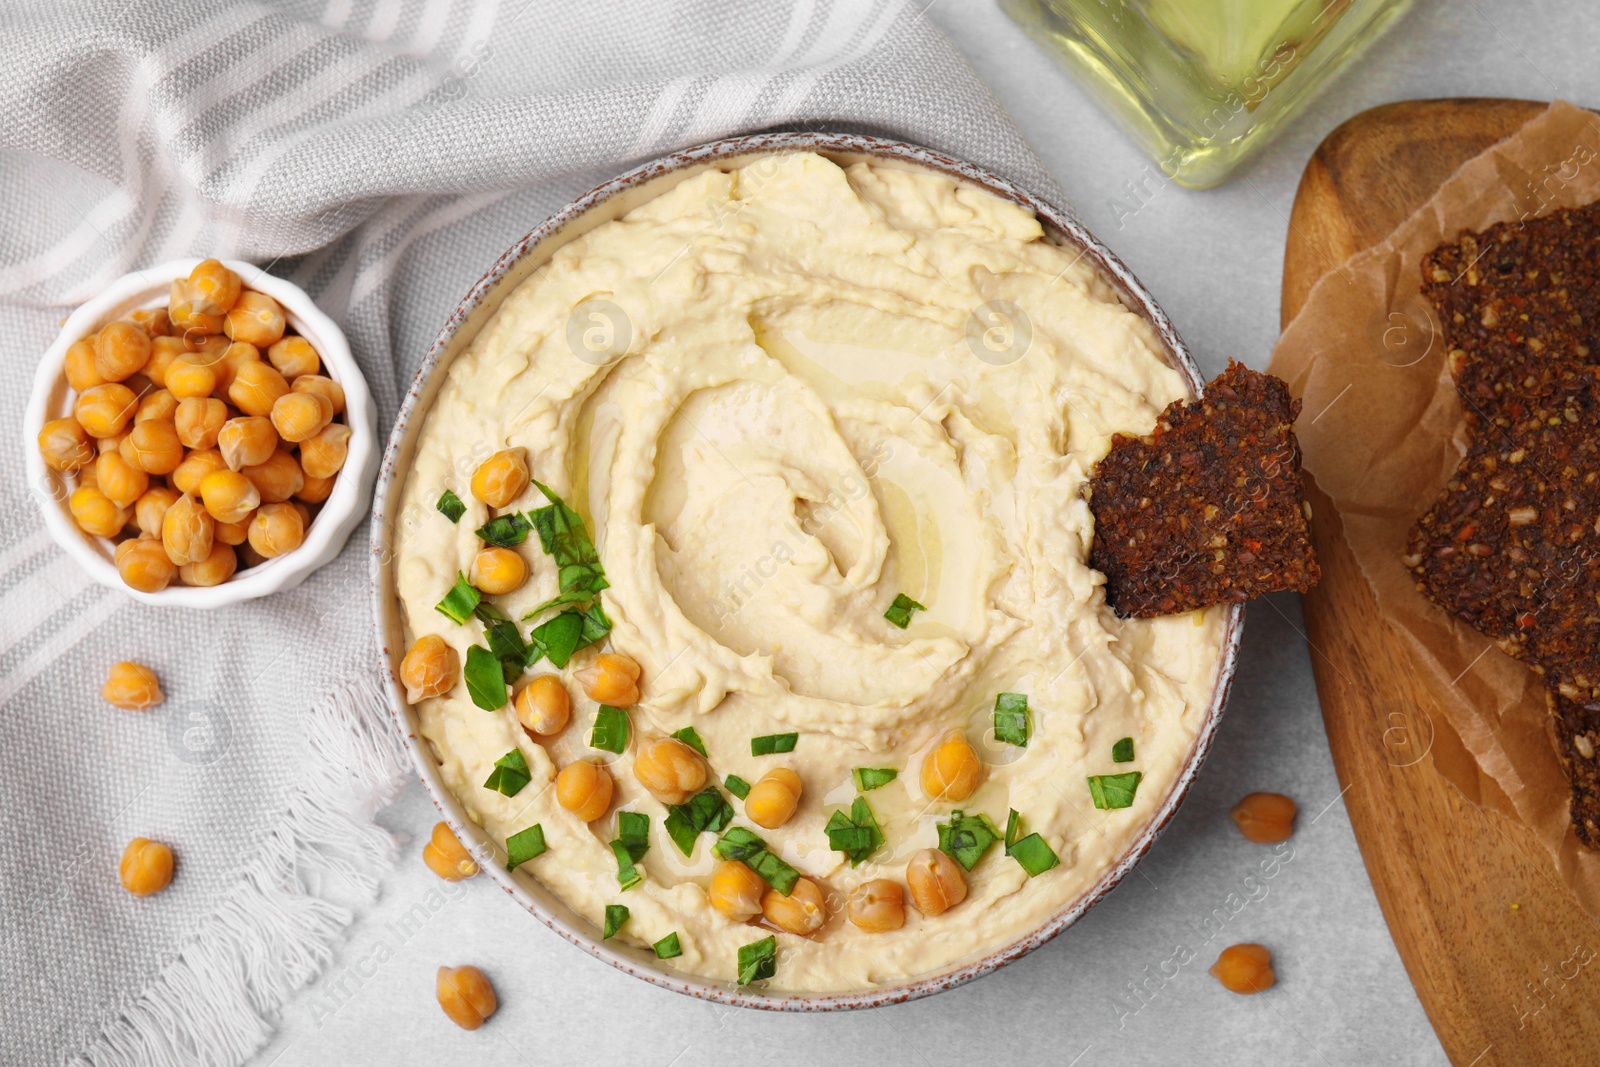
(1087, 772, 1142, 810)
(505, 824, 545, 869)
(750, 733, 797, 756)
(713, 827, 799, 894)
(483, 747, 531, 797)
(883, 592, 926, 629)
(664, 788, 735, 857)
(1112, 737, 1135, 763)
(937, 809, 1001, 871)
(578, 601, 612, 646)
(475, 602, 530, 680)
(464, 644, 508, 710)
(852, 767, 898, 791)
(1005, 808, 1021, 849)
(671, 726, 708, 757)
(435, 572, 481, 624)
(528, 481, 609, 598)
(724, 774, 752, 800)
(475, 512, 532, 548)
(591, 706, 629, 753)
(436, 489, 466, 523)
(663, 809, 698, 858)
(611, 839, 643, 891)
(993, 692, 1030, 747)
(616, 811, 650, 861)
(1003, 808, 1059, 876)
(522, 588, 592, 621)
(527, 609, 584, 669)
(653, 932, 682, 959)
(602, 904, 629, 939)
(737, 936, 777, 985)
(824, 796, 884, 866)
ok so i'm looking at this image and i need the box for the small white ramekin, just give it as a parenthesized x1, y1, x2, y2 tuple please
(22, 258, 376, 609)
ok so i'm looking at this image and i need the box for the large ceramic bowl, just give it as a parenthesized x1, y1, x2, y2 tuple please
(370, 132, 1243, 1010)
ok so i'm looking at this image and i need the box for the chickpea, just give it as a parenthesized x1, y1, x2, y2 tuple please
(575, 652, 641, 707)
(906, 848, 967, 916)
(145, 335, 187, 387)
(134, 389, 178, 424)
(298, 422, 351, 480)
(95, 451, 149, 508)
(178, 541, 237, 587)
(199, 469, 262, 524)
(270, 390, 332, 443)
(762, 877, 827, 936)
(469, 448, 529, 508)
(162, 493, 214, 566)
(77, 460, 99, 489)
(168, 279, 225, 334)
(295, 472, 336, 504)
(115, 537, 176, 593)
(103, 661, 163, 710)
(1210, 943, 1275, 994)
(247, 502, 304, 558)
(555, 761, 614, 822)
(224, 290, 286, 347)
(130, 307, 171, 337)
(123, 420, 184, 475)
(436, 965, 497, 1031)
(267, 335, 320, 378)
(188, 259, 242, 314)
(709, 860, 766, 921)
(119, 837, 175, 897)
(921, 732, 981, 802)
(211, 341, 259, 395)
(228, 360, 289, 417)
(215, 517, 249, 546)
(172, 448, 228, 495)
(163, 355, 217, 400)
(64, 336, 106, 391)
(94, 321, 151, 382)
(175, 397, 227, 449)
(38, 417, 95, 472)
(632, 737, 706, 805)
(70, 485, 129, 538)
(470, 546, 528, 595)
(1229, 793, 1297, 844)
(74, 382, 139, 438)
(98, 430, 129, 456)
(185, 332, 229, 360)
(848, 879, 906, 933)
(291, 500, 313, 530)
(745, 768, 802, 830)
(423, 822, 479, 882)
(291, 373, 345, 414)
(401, 634, 459, 703)
(514, 674, 570, 734)
(217, 416, 279, 471)
(238, 540, 267, 569)
(134, 486, 181, 539)
(243, 450, 305, 503)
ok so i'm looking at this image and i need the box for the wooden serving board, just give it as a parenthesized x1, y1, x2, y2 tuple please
(1284, 98, 1600, 1065)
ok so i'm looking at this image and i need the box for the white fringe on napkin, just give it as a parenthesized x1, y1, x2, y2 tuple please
(71, 675, 407, 1067)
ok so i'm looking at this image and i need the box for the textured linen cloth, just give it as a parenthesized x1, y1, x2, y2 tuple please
(0, 2, 1056, 1064)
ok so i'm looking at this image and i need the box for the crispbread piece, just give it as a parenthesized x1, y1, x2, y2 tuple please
(1547, 687, 1600, 849)
(1087, 361, 1319, 618)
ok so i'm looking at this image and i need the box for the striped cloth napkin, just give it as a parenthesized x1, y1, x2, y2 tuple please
(0, 2, 1056, 1064)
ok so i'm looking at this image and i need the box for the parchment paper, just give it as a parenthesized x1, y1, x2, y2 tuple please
(1267, 99, 1600, 917)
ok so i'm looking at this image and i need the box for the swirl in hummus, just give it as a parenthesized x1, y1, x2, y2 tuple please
(393, 152, 1226, 993)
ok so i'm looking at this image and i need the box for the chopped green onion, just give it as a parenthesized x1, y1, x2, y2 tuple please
(713, 827, 799, 894)
(1005, 808, 1021, 849)
(463, 645, 508, 710)
(435, 572, 481, 624)
(616, 811, 650, 861)
(883, 592, 926, 629)
(611, 839, 643, 891)
(505, 824, 545, 870)
(528, 481, 609, 597)
(475, 512, 532, 548)
(483, 748, 531, 797)
(476, 608, 529, 680)
(653, 932, 683, 959)
(602, 904, 629, 939)
(724, 774, 752, 800)
(671, 726, 707, 757)
(436, 489, 466, 523)
(993, 692, 1029, 747)
(937, 809, 1001, 871)
(750, 733, 797, 756)
(1112, 737, 1135, 763)
(591, 706, 629, 753)
(1002, 808, 1059, 876)
(824, 796, 884, 866)
(578, 601, 612, 647)
(1087, 772, 1142, 810)
(664, 788, 734, 857)
(852, 767, 898, 791)
(663, 809, 698, 858)
(521, 588, 591, 621)
(527, 610, 584, 669)
(737, 936, 777, 985)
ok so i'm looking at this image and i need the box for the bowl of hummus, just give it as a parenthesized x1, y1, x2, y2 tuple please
(372, 132, 1242, 1008)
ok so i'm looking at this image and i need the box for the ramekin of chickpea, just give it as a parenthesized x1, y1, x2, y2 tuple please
(23, 258, 375, 607)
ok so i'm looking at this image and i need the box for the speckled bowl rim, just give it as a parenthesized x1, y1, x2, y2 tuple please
(370, 131, 1243, 1011)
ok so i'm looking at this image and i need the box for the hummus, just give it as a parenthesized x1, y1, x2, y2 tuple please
(393, 152, 1226, 994)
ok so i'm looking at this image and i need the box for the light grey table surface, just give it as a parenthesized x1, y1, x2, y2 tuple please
(255, 2, 1600, 1064)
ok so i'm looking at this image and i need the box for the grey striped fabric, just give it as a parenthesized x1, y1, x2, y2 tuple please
(0, 2, 1053, 1064)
